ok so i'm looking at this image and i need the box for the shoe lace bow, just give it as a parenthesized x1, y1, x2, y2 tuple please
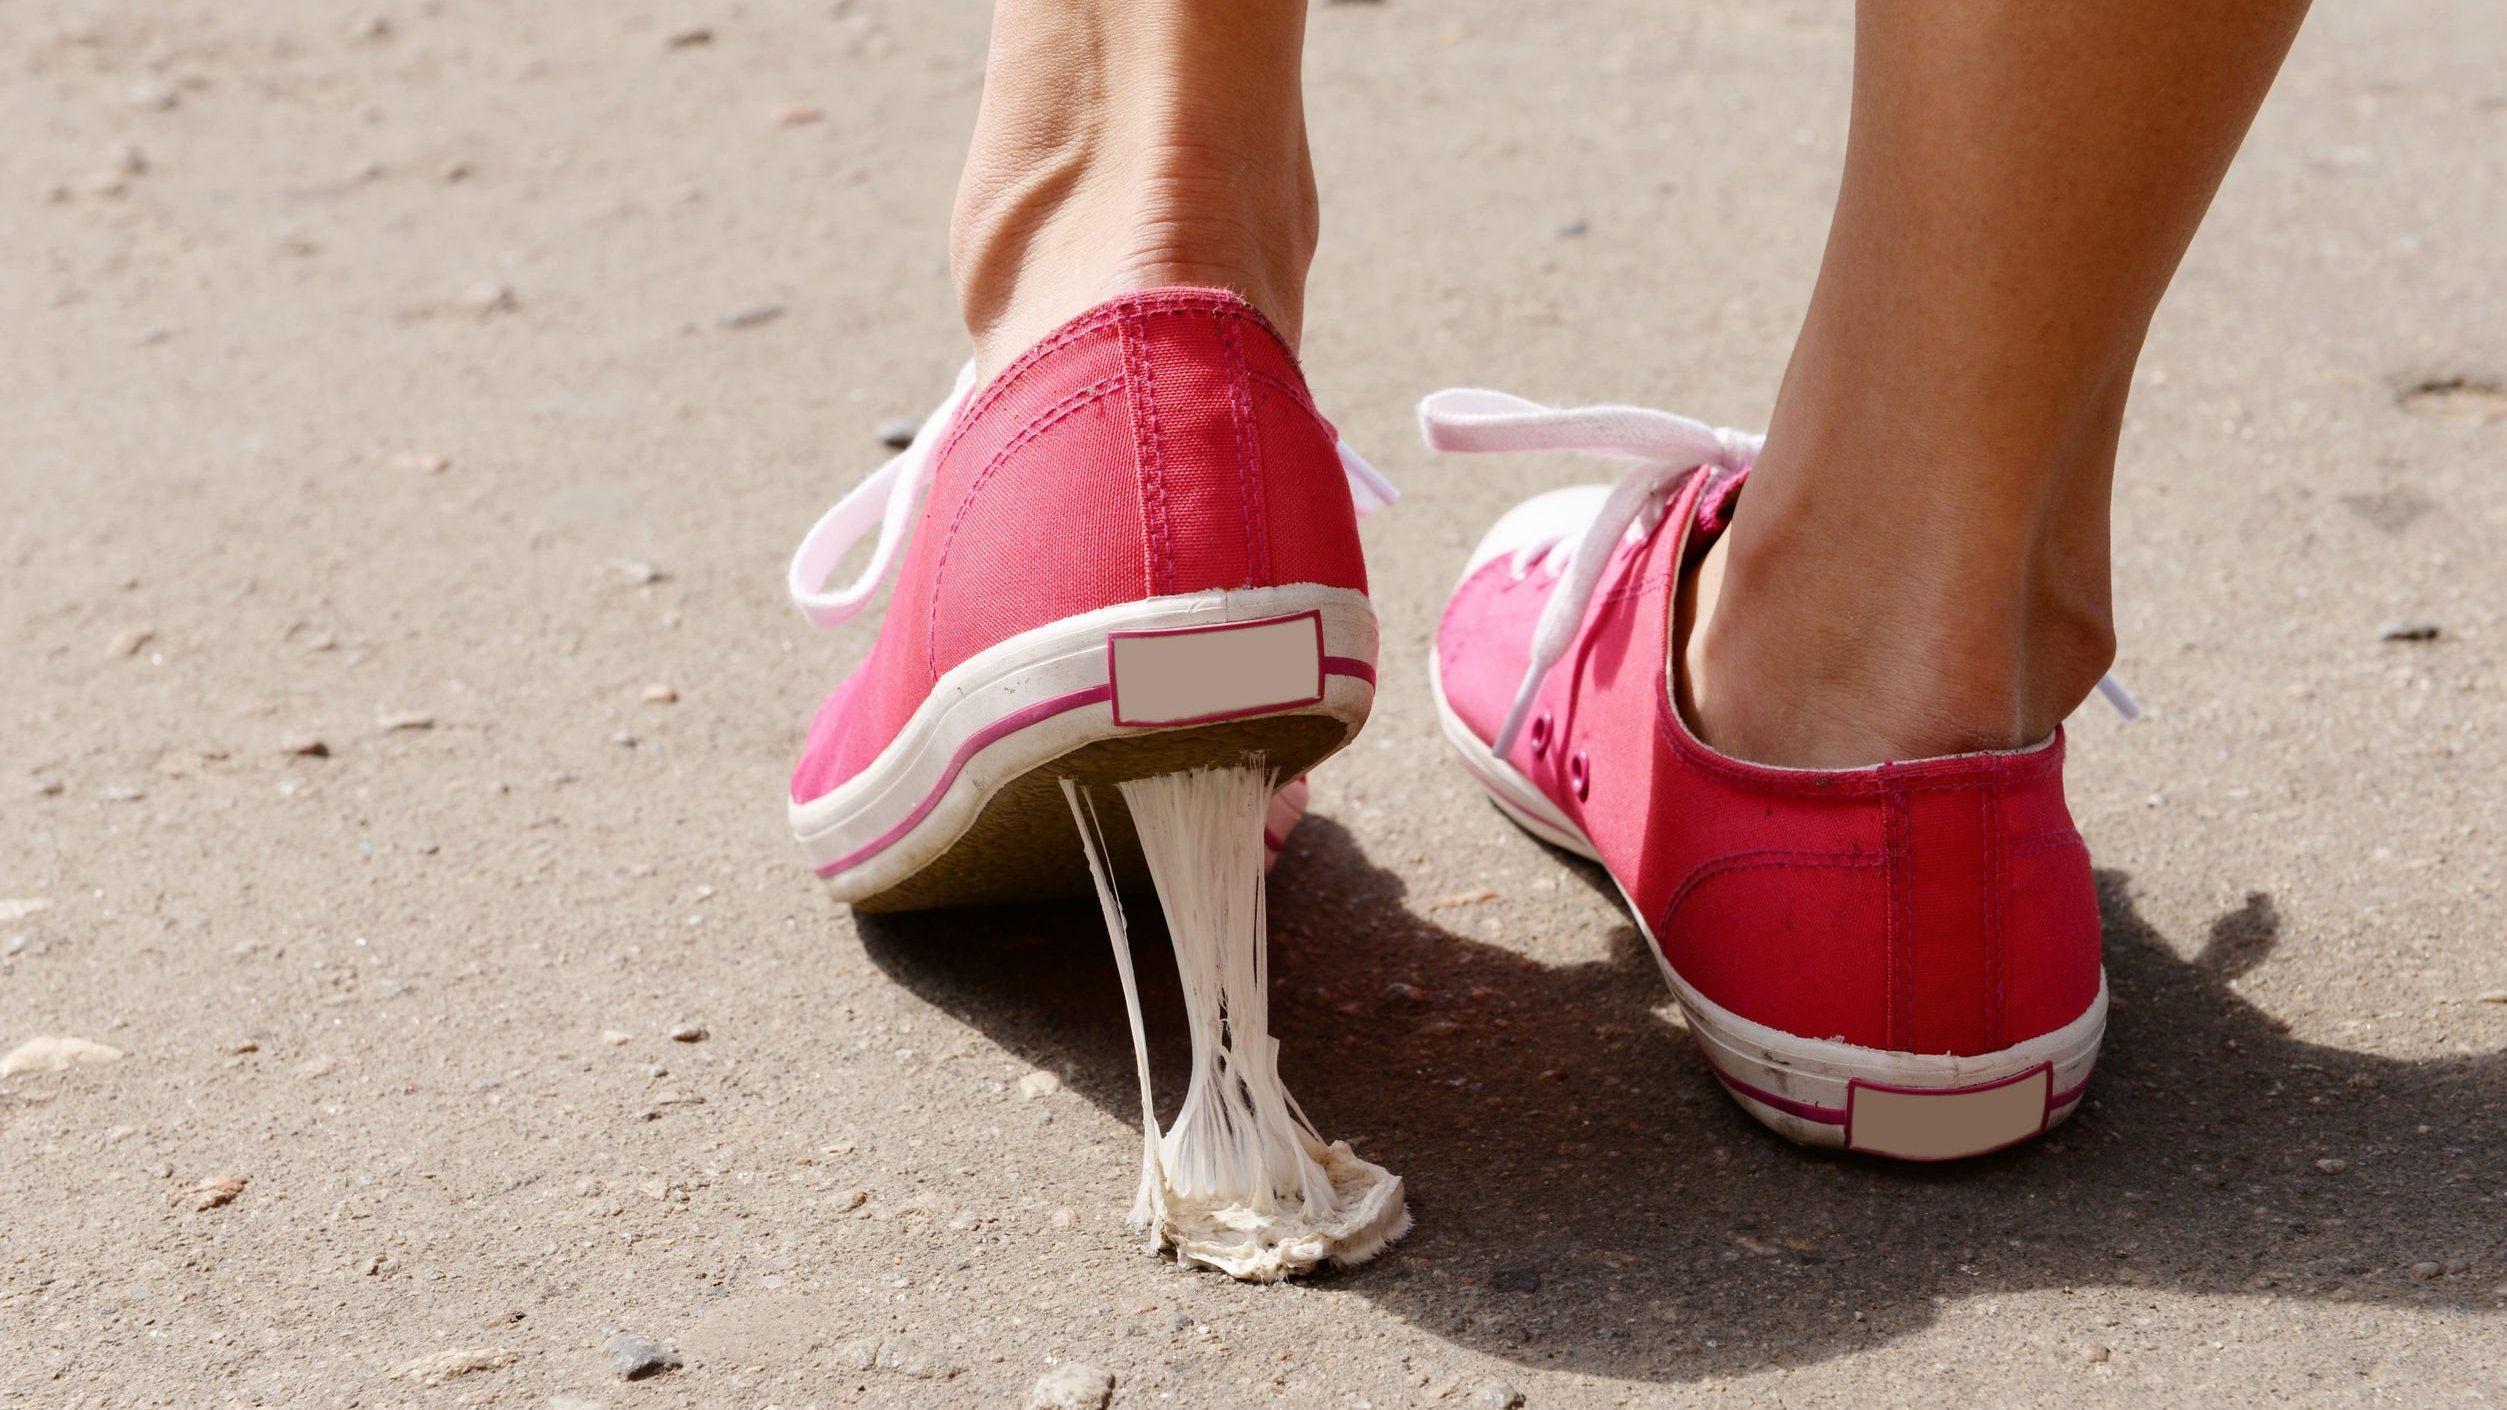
(1416, 387, 2138, 758)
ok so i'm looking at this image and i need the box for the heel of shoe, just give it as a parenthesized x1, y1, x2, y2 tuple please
(1062, 763, 1408, 1281)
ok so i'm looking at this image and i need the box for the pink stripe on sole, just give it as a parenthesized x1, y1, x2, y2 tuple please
(816, 663, 1372, 879)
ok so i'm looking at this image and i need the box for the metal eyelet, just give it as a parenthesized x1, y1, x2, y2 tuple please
(1528, 710, 1553, 758)
(1569, 748, 1590, 800)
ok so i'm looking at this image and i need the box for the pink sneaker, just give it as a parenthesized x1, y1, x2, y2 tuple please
(785, 290, 1392, 911)
(1422, 389, 2126, 1161)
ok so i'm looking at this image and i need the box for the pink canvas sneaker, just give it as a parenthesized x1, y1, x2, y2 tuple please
(785, 289, 1393, 911)
(1422, 388, 2131, 1161)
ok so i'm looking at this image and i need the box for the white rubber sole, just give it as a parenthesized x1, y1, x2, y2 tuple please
(794, 585, 1376, 904)
(1430, 654, 2104, 1160)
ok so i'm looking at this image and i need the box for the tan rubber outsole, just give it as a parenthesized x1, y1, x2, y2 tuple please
(848, 713, 1351, 914)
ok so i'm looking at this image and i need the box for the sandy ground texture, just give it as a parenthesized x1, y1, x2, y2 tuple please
(6, 0, 2507, 1405)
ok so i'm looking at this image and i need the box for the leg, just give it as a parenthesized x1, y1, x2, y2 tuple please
(1685, 0, 2311, 768)
(951, 0, 1317, 379)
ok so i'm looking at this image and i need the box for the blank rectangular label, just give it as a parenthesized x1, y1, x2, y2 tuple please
(1108, 612, 1324, 727)
(1847, 1066, 2050, 1161)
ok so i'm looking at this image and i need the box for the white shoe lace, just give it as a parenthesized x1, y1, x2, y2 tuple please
(1416, 387, 2140, 758)
(789, 362, 1401, 627)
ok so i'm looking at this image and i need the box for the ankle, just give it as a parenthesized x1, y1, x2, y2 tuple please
(1682, 526, 2115, 769)
(950, 2, 1316, 378)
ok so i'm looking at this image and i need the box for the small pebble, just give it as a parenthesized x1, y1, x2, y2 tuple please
(610, 558, 668, 585)
(720, 302, 787, 329)
(0, 898, 52, 923)
(2477, 990, 2507, 1004)
(1016, 1069, 1061, 1099)
(100, 784, 147, 803)
(225, 1040, 259, 1055)
(1025, 1362, 1115, 1410)
(2376, 619, 2440, 643)
(600, 1029, 633, 1046)
(2085, 1343, 2112, 1364)
(642, 683, 678, 704)
(2410, 1260, 2443, 1280)
(281, 734, 330, 757)
(1427, 888, 1499, 911)
(171, 1174, 247, 1212)
(458, 280, 517, 315)
(1050, 1206, 1078, 1228)
(769, 104, 823, 128)
(2314, 1158, 2348, 1175)
(1472, 1381, 1526, 1409)
(389, 1347, 517, 1386)
(664, 26, 713, 48)
(126, 79, 178, 111)
(603, 1330, 681, 1379)
(393, 451, 450, 473)
(376, 710, 435, 733)
(1553, 216, 1589, 239)
(108, 627, 155, 657)
(667, 1022, 707, 1043)
(875, 416, 920, 449)
(829, 1188, 868, 1212)
(2, 1036, 126, 1076)
(611, 729, 637, 748)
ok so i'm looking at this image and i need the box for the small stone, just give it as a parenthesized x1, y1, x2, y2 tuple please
(1026, 1361, 1115, 1410)
(2376, 620, 2441, 643)
(2314, 1158, 2348, 1175)
(2, 1036, 125, 1076)
(829, 1187, 868, 1212)
(603, 1330, 681, 1379)
(376, 709, 435, 733)
(642, 683, 678, 704)
(2477, 990, 2507, 1004)
(296, 1055, 337, 1078)
(2444, 1257, 2472, 1275)
(1489, 1263, 1541, 1293)
(769, 103, 824, 128)
(1016, 1069, 1060, 1099)
(108, 141, 148, 176)
(1050, 1206, 1078, 1228)
(225, 1040, 259, 1055)
(1553, 216, 1589, 239)
(0, 898, 52, 923)
(610, 558, 667, 585)
(389, 1347, 517, 1386)
(458, 280, 517, 315)
(1382, 981, 1422, 1003)
(281, 733, 330, 757)
(2085, 1343, 2112, 1364)
(33, 779, 64, 797)
(100, 784, 146, 803)
(1427, 887, 1499, 911)
(875, 416, 920, 449)
(171, 1174, 247, 1212)
(108, 627, 155, 657)
(611, 729, 637, 748)
(667, 1022, 707, 1043)
(600, 1029, 633, 1046)
(1471, 1381, 1526, 1409)
(394, 450, 450, 473)
(2410, 1260, 2443, 1280)
(719, 301, 787, 329)
(664, 26, 713, 48)
(126, 79, 179, 110)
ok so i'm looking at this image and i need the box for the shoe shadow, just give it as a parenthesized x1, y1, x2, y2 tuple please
(856, 812, 2505, 1383)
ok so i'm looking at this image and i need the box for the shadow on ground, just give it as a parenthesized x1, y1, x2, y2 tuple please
(858, 813, 2505, 1383)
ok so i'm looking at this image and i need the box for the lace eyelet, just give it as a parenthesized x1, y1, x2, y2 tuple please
(1528, 711, 1553, 758)
(1568, 748, 1590, 800)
